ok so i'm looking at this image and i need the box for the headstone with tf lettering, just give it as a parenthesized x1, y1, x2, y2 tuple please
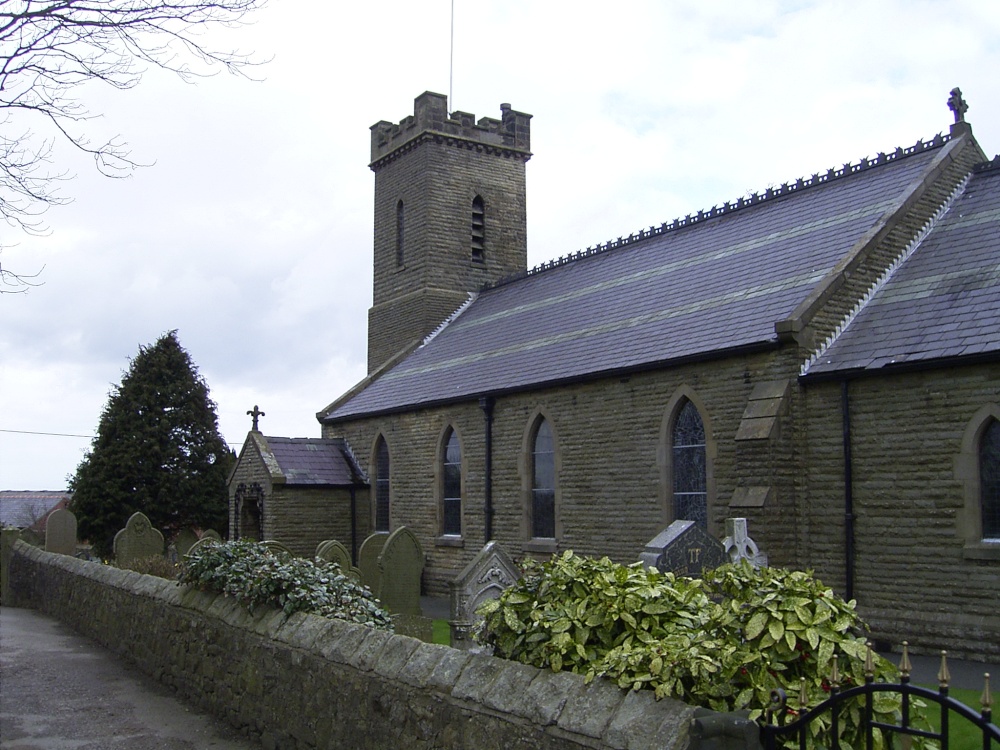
(639, 520, 726, 577)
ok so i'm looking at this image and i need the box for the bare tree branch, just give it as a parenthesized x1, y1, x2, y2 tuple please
(0, 0, 268, 288)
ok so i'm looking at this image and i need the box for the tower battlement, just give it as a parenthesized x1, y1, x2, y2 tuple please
(370, 91, 531, 167)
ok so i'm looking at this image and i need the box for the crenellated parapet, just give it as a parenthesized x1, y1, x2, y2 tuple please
(370, 91, 531, 169)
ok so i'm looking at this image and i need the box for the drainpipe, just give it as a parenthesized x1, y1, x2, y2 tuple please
(480, 396, 495, 543)
(349, 485, 357, 565)
(841, 379, 855, 602)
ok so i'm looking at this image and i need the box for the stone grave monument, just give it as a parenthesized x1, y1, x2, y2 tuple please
(174, 528, 199, 558)
(315, 539, 361, 581)
(357, 532, 389, 594)
(722, 517, 768, 567)
(639, 520, 727, 577)
(113, 512, 164, 565)
(44, 508, 77, 556)
(377, 526, 424, 616)
(449, 541, 520, 651)
(262, 540, 293, 556)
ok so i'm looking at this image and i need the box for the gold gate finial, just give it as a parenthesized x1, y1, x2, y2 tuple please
(899, 641, 912, 680)
(938, 651, 951, 689)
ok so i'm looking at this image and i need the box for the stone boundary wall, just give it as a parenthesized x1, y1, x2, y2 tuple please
(6, 542, 695, 750)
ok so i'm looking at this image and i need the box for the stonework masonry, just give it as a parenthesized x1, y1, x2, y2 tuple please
(228, 443, 367, 559)
(367, 92, 531, 372)
(8, 542, 696, 750)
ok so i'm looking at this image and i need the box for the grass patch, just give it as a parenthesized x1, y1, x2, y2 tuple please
(432, 619, 450, 646)
(916, 685, 998, 750)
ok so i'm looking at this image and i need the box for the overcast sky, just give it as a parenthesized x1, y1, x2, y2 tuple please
(2, 0, 999, 491)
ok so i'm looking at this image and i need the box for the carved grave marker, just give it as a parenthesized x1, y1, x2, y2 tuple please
(113, 512, 164, 565)
(44, 508, 77, 556)
(377, 526, 424, 617)
(358, 532, 389, 595)
(639, 520, 726, 577)
(449, 541, 519, 651)
(315, 539, 361, 582)
(174, 528, 199, 558)
(722, 517, 768, 568)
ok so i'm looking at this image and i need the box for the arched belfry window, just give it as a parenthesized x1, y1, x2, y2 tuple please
(981, 418, 1000, 540)
(374, 436, 391, 532)
(396, 200, 405, 267)
(442, 428, 462, 536)
(672, 399, 707, 529)
(531, 418, 556, 538)
(471, 195, 485, 262)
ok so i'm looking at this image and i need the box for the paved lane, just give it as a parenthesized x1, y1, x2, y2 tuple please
(0, 606, 260, 750)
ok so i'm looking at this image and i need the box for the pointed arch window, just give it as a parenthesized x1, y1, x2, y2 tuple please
(374, 436, 391, 532)
(471, 195, 485, 262)
(531, 418, 556, 538)
(981, 418, 1000, 540)
(396, 200, 405, 267)
(442, 428, 462, 536)
(672, 399, 707, 529)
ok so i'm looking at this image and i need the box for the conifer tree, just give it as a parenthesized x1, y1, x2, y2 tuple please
(70, 331, 231, 557)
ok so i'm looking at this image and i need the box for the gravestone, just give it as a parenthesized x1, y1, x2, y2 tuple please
(377, 526, 424, 616)
(639, 520, 726, 577)
(449, 541, 520, 651)
(261, 540, 292, 557)
(358, 532, 389, 595)
(722, 518, 768, 568)
(44, 508, 77, 556)
(174, 528, 199, 558)
(186, 537, 218, 558)
(315, 539, 361, 582)
(113, 512, 165, 565)
(200, 529, 222, 542)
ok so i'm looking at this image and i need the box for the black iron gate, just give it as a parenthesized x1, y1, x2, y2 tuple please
(760, 644, 997, 750)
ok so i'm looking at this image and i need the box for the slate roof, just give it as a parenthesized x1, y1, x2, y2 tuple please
(262, 437, 364, 486)
(803, 156, 1000, 377)
(0, 491, 71, 528)
(323, 136, 952, 423)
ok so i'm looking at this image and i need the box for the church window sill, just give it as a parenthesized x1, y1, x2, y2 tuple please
(524, 538, 558, 555)
(435, 535, 464, 548)
(962, 541, 1000, 561)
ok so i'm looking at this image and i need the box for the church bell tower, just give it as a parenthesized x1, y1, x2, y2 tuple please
(367, 91, 532, 373)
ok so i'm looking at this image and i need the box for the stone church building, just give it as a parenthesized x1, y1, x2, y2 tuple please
(231, 90, 999, 657)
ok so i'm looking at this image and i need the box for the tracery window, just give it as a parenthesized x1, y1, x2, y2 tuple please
(374, 436, 391, 532)
(471, 195, 485, 261)
(442, 428, 462, 536)
(531, 418, 555, 538)
(981, 418, 1000, 540)
(672, 399, 707, 529)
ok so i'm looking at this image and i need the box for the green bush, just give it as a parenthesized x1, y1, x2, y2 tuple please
(477, 552, 929, 750)
(180, 540, 393, 631)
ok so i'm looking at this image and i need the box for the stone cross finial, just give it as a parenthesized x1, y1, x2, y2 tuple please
(948, 87, 968, 124)
(247, 405, 265, 431)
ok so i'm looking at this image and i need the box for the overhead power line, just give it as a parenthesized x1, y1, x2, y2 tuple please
(0, 428, 94, 439)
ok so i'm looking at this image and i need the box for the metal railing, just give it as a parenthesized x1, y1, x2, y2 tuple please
(761, 643, 997, 750)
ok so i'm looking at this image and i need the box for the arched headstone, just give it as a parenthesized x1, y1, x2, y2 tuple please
(358, 532, 389, 595)
(113, 512, 164, 565)
(315, 539, 362, 582)
(377, 526, 424, 616)
(44, 508, 77, 556)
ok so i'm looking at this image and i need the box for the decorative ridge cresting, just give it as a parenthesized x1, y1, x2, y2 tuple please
(421, 292, 478, 348)
(483, 132, 953, 292)
(799, 172, 971, 377)
(974, 154, 1000, 173)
